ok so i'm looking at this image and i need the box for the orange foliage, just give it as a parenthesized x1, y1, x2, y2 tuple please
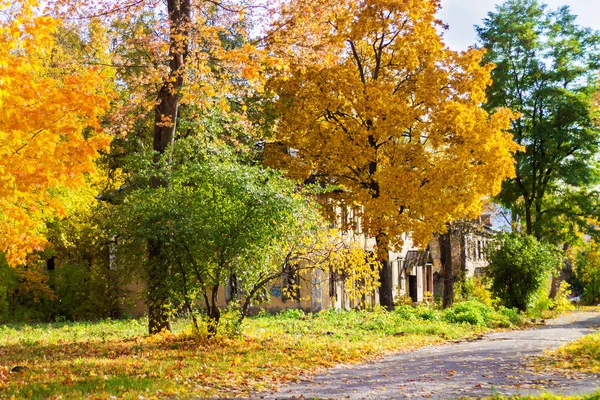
(0, 0, 111, 266)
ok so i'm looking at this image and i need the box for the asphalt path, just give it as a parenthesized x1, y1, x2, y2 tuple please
(266, 310, 600, 399)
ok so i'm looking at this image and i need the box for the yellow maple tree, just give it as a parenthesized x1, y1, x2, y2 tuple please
(0, 0, 111, 266)
(265, 0, 520, 308)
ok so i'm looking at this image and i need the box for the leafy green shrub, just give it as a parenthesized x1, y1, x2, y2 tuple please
(527, 276, 554, 318)
(116, 139, 335, 335)
(485, 305, 523, 328)
(497, 306, 521, 326)
(279, 308, 306, 320)
(485, 233, 562, 311)
(362, 315, 388, 332)
(393, 305, 418, 320)
(415, 305, 441, 321)
(454, 275, 474, 302)
(443, 300, 491, 326)
(0, 257, 57, 323)
(576, 243, 600, 304)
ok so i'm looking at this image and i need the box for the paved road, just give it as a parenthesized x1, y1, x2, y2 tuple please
(267, 311, 600, 399)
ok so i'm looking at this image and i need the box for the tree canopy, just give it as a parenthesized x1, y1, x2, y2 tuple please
(264, 0, 520, 308)
(115, 139, 380, 334)
(477, 0, 600, 243)
(0, 0, 111, 266)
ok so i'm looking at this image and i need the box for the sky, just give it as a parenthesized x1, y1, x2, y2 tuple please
(437, 0, 600, 51)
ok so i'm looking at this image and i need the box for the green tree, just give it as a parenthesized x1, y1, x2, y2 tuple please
(477, 0, 600, 243)
(116, 140, 329, 335)
(486, 233, 561, 311)
(575, 242, 600, 304)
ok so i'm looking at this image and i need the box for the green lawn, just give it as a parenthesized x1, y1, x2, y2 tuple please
(0, 308, 489, 399)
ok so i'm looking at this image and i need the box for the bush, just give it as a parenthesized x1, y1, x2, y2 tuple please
(528, 279, 575, 318)
(470, 277, 494, 308)
(393, 305, 418, 320)
(441, 300, 520, 328)
(527, 276, 554, 317)
(0, 257, 56, 323)
(454, 275, 474, 302)
(278, 308, 306, 320)
(554, 281, 575, 312)
(485, 233, 562, 311)
(576, 243, 600, 304)
(415, 305, 441, 321)
(443, 300, 491, 326)
(497, 306, 521, 326)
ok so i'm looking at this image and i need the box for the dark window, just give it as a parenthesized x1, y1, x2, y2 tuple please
(46, 256, 55, 271)
(226, 274, 239, 303)
(329, 269, 338, 299)
(340, 205, 349, 233)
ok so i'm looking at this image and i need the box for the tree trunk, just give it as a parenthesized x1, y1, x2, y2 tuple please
(461, 233, 467, 273)
(440, 231, 454, 309)
(207, 285, 221, 337)
(148, 239, 173, 334)
(549, 244, 569, 300)
(534, 199, 543, 240)
(376, 235, 394, 311)
(147, 0, 191, 335)
(524, 202, 533, 236)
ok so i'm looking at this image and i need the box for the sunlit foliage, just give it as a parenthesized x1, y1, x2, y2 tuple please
(0, 0, 111, 265)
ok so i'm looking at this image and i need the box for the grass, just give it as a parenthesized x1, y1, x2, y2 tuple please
(0, 307, 490, 399)
(535, 330, 600, 374)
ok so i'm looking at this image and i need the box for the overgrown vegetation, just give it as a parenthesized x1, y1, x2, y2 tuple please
(575, 242, 600, 305)
(0, 306, 501, 399)
(485, 233, 563, 311)
(393, 300, 521, 328)
(114, 139, 329, 334)
(453, 272, 573, 321)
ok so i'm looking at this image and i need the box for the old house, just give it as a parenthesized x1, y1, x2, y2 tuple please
(119, 204, 496, 318)
(429, 214, 496, 299)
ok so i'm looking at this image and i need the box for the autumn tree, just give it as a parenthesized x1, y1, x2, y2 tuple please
(477, 0, 600, 243)
(0, 0, 111, 267)
(265, 0, 519, 309)
(46, 0, 270, 333)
